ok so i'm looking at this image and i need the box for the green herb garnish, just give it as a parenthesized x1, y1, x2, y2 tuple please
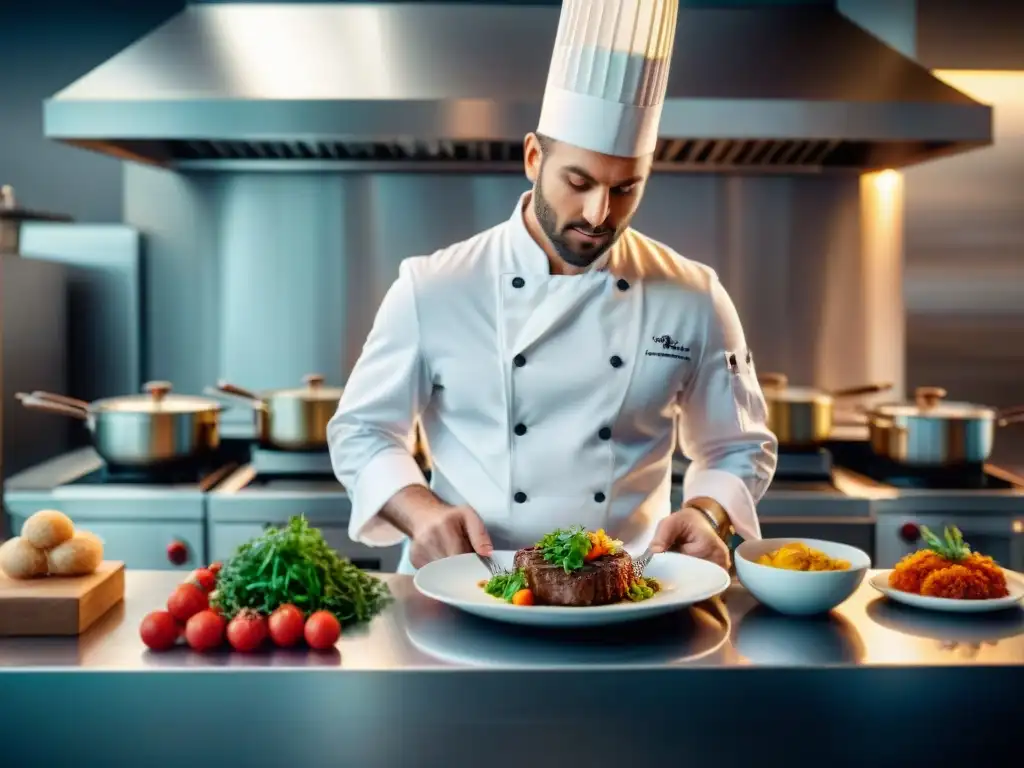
(483, 568, 528, 602)
(537, 526, 593, 573)
(921, 525, 970, 561)
(211, 516, 392, 625)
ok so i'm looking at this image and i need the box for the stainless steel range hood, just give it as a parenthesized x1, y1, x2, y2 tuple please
(44, 3, 993, 173)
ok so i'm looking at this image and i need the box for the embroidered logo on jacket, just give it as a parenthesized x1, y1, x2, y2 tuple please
(646, 335, 691, 361)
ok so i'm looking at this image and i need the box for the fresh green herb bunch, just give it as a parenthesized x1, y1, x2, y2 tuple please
(920, 525, 971, 561)
(484, 569, 527, 602)
(212, 516, 392, 624)
(537, 526, 592, 573)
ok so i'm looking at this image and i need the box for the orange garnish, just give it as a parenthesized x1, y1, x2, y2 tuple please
(511, 589, 534, 606)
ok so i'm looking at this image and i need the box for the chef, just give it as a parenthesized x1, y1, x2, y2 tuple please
(328, 0, 778, 575)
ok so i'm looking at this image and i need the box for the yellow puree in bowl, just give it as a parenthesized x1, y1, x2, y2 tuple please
(756, 542, 851, 572)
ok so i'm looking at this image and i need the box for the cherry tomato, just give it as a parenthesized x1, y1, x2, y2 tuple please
(227, 610, 267, 653)
(268, 604, 305, 648)
(208, 561, 223, 576)
(139, 610, 180, 651)
(304, 611, 341, 650)
(511, 589, 534, 606)
(188, 567, 217, 593)
(167, 583, 209, 622)
(185, 609, 226, 652)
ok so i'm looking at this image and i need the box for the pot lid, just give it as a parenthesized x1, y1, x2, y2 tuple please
(763, 385, 833, 404)
(266, 374, 344, 402)
(93, 381, 222, 414)
(873, 387, 995, 420)
(758, 374, 831, 404)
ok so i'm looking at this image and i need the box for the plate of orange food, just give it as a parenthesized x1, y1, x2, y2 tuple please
(870, 525, 1024, 613)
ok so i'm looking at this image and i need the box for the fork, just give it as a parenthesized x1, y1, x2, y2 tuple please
(477, 553, 507, 578)
(632, 547, 654, 580)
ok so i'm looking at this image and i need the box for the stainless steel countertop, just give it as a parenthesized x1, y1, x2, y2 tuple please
(2, 570, 1022, 670)
(2, 571, 1022, 767)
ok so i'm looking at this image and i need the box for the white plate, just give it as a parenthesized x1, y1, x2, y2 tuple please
(404, 596, 731, 668)
(869, 571, 1024, 613)
(413, 550, 731, 627)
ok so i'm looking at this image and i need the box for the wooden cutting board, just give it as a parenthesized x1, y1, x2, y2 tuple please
(0, 561, 125, 636)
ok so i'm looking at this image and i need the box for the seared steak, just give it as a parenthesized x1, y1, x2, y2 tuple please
(513, 546, 632, 606)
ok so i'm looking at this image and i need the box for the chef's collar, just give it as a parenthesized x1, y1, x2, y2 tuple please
(508, 192, 615, 276)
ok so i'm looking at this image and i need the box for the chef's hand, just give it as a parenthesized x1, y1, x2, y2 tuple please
(409, 503, 494, 569)
(648, 507, 731, 570)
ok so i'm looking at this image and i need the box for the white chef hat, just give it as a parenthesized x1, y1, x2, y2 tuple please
(538, 0, 679, 159)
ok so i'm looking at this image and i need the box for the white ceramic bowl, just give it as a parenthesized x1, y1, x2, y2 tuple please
(734, 538, 871, 616)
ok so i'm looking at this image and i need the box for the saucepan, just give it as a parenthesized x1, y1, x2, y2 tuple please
(207, 375, 431, 465)
(16, 381, 223, 467)
(757, 373, 892, 448)
(208, 374, 343, 451)
(864, 386, 1024, 467)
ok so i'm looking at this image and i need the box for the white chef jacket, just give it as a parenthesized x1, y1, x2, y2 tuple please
(329, 193, 778, 574)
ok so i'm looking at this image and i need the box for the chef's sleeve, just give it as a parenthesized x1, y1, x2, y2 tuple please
(675, 274, 778, 541)
(327, 262, 431, 547)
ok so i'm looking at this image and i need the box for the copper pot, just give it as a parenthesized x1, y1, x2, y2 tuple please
(209, 374, 343, 451)
(208, 375, 430, 465)
(758, 373, 892, 447)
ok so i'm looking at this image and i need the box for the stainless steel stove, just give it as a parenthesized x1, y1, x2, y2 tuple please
(3, 448, 237, 570)
(8, 441, 1021, 574)
(207, 447, 403, 572)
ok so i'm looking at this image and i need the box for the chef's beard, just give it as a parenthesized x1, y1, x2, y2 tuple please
(533, 181, 622, 270)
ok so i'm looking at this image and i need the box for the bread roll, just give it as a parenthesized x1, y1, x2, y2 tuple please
(0, 537, 49, 579)
(22, 509, 75, 550)
(46, 530, 104, 576)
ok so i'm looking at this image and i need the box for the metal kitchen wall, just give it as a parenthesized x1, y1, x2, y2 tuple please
(124, 164, 903, 435)
(16, 0, 1013, 454)
(903, 73, 1024, 465)
(902, 0, 1024, 465)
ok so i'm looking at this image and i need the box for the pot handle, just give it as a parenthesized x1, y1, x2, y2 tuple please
(757, 372, 788, 388)
(27, 391, 91, 411)
(831, 412, 869, 427)
(203, 386, 267, 412)
(830, 382, 894, 398)
(15, 393, 89, 421)
(996, 405, 1024, 427)
(216, 380, 261, 402)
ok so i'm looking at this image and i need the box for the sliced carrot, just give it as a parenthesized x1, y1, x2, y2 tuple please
(511, 589, 534, 606)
